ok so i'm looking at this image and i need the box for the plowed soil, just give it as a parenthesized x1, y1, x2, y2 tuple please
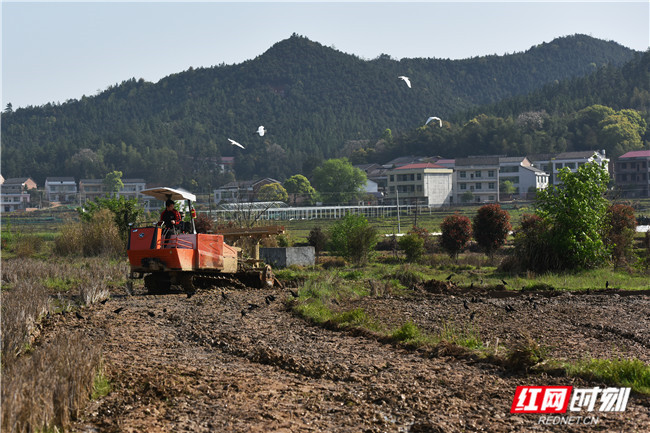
(39, 280, 650, 432)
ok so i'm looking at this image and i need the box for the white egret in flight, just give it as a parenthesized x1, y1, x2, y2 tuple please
(425, 116, 442, 127)
(398, 76, 411, 88)
(256, 126, 266, 136)
(228, 138, 245, 149)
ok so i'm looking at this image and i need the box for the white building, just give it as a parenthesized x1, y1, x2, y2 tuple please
(499, 157, 549, 199)
(530, 151, 609, 185)
(386, 162, 453, 207)
(45, 177, 77, 203)
(453, 157, 500, 204)
(1, 177, 38, 212)
(79, 178, 147, 203)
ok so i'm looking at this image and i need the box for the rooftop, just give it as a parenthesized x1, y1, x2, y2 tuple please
(2, 177, 34, 185)
(554, 151, 605, 160)
(618, 150, 650, 159)
(395, 162, 447, 170)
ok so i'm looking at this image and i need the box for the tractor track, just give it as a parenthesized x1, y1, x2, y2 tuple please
(29, 282, 650, 432)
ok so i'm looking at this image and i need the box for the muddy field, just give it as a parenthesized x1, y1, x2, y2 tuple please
(36, 280, 650, 433)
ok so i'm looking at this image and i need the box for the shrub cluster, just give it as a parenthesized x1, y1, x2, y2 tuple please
(440, 213, 472, 259)
(307, 226, 328, 257)
(604, 204, 636, 268)
(472, 204, 512, 257)
(54, 209, 124, 258)
(398, 233, 425, 263)
(194, 213, 214, 234)
(328, 214, 377, 265)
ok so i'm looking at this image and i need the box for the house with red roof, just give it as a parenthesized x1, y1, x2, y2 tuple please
(615, 150, 650, 198)
(386, 162, 453, 207)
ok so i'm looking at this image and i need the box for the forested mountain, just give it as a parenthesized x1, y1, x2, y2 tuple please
(1, 33, 641, 190)
(460, 49, 650, 120)
(365, 51, 650, 164)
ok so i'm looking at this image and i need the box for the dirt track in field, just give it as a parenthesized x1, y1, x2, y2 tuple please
(37, 281, 650, 432)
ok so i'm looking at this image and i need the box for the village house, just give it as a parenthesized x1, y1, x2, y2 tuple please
(530, 150, 608, 185)
(615, 150, 650, 198)
(45, 177, 78, 203)
(386, 162, 453, 207)
(453, 157, 500, 204)
(355, 163, 389, 196)
(79, 178, 147, 203)
(213, 178, 280, 204)
(1, 177, 38, 212)
(498, 157, 549, 199)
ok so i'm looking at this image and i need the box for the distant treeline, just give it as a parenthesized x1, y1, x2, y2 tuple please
(1, 34, 645, 191)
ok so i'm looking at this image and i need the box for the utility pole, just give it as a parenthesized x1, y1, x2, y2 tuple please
(396, 188, 401, 234)
(414, 198, 418, 228)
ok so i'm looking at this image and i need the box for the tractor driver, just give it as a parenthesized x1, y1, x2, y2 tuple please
(158, 199, 181, 232)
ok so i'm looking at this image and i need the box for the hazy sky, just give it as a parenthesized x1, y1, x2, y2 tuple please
(2, 1, 649, 109)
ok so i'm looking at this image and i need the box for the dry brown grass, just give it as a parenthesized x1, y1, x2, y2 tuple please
(1, 257, 127, 432)
(53, 209, 124, 258)
(1, 332, 101, 433)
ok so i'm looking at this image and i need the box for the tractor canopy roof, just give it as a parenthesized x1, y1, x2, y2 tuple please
(140, 187, 196, 202)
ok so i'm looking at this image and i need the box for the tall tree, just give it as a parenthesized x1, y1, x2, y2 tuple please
(257, 183, 288, 202)
(103, 171, 124, 195)
(535, 162, 610, 269)
(283, 174, 316, 205)
(311, 158, 366, 205)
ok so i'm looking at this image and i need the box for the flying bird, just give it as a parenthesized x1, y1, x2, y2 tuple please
(228, 138, 245, 149)
(113, 307, 124, 314)
(425, 116, 442, 127)
(398, 76, 411, 88)
(256, 126, 266, 136)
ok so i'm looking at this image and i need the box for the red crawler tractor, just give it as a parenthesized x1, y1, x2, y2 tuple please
(127, 187, 278, 293)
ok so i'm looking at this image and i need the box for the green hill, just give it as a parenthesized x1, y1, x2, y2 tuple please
(369, 51, 649, 163)
(1, 33, 640, 189)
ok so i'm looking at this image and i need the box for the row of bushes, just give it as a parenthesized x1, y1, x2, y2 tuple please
(301, 201, 648, 273)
